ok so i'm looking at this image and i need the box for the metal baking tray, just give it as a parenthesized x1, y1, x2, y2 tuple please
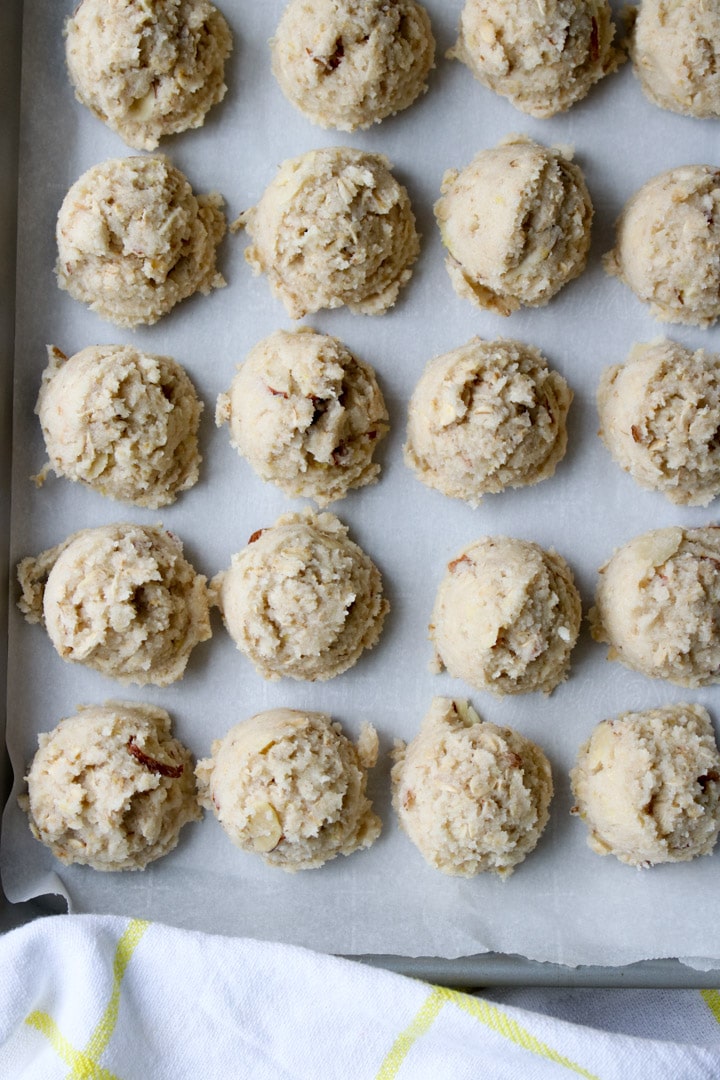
(3, 0, 720, 987)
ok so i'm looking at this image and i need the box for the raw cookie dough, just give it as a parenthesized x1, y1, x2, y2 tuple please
(404, 336, 572, 506)
(598, 339, 720, 507)
(20, 702, 200, 871)
(56, 155, 226, 328)
(216, 327, 388, 507)
(271, 0, 434, 131)
(449, 0, 621, 118)
(570, 703, 720, 867)
(235, 146, 419, 319)
(590, 526, 720, 686)
(603, 165, 720, 328)
(212, 509, 388, 681)
(36, 344, 203, 509)
(196, 708, 381, 870)
(65, 0, 232, 150)
(434, 136, 593, 316)
(430, 536, 581, 695)
(630, 0, 720, 118)
(17, 523, 211, 686)
(391, 697, 553, 877)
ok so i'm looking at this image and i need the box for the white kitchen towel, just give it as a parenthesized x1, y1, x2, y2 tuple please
(1, 915, 720, 1079)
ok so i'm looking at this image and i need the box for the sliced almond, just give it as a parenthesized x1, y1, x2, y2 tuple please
(246, 802, 282, 853)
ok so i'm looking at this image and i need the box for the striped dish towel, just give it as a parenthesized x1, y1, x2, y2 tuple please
(0, 915, 719, 1078)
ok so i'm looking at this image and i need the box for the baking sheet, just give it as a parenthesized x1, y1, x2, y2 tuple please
(4, 0, 720, 968)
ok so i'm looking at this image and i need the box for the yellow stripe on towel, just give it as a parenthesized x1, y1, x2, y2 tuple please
(701, 989, 720, 1025)
(376, 985, 599, 1080)
(24, 918, 149, 1080)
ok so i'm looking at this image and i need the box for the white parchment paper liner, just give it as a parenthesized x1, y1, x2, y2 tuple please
(4, 0, 720, 967)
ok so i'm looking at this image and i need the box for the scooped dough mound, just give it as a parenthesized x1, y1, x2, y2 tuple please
(630, 0, 720, 118)
(196, 708, 381, 870)
(271, 0, 435, 131)
(404, 336, 572, 506)
(391, 697, 553, 876)
(590, 526, 720, 687)
(21, 702, 200, 871)
(434, 136, 593, 316)
(598, 339, 720, 507)
(65, 0, 232, 150)
(212, 509, 388, 681)
(216, 327, 388, 507)
(430, 536, 581, 696)
(36, 344, 203, 508)
(17, 524, 211, 686)
(56, 155, 226, 328)
(236, 146, 419, 319)
(603, 165, 720, 327)
(570, 703, 720, 867)
(449, 0, 621, 118)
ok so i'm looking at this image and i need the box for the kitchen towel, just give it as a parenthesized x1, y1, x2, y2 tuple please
(0, 914, 719, 1078)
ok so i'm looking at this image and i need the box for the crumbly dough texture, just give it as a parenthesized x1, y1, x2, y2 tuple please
(212, 509, 388, 682)
(36, 344, 202, 509)
(598, 339, 720, 507)
(20, 702, 200, 871)
(430, 536, 581, 696)
(434, 135, 593, 316)
(56, 155, 226, 328)
(271, 0, 435, 131)
(236, 146, 419, 319)
(17, 524, 211, 686)
(65, 0, 232, 150)
(630, 0, 720, 118)
(604, 165, 720, 328)
(404, 336, 572, 506)
(570, 704, 720, 867)
(196, 708, 381, 870)
(216, 328, 388, 507)
(449, 0, 621, 118)
(391, 697, 553, 876)
(590, 527, 720, 687)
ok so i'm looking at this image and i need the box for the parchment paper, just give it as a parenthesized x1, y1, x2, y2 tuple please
(4, 0, 720, 967)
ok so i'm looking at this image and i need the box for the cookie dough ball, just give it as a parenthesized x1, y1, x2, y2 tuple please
(405, 337, 572, 506)
(571, 704, 720, 867)
(590, 526, 720, 687)
(430, 536, 581, 696)
(216, 328, 388, 507)
(56, 155, 226, 328)
(449, 0, 621, 118)
(196, 708, 381, 870)
(212, 509, 388, 681)
(36, 344, 203, 509)
(21, 702, 200, 871)
(630, 0, 720, 118)
(434, 136, 593, 316)
(236, 146, 419, 319)
(392, 697, 553, 876)
(598, 339, 720, 507)
(271, 0, 434, 131)
(17, 524, 211, 686)
(604, 166, 720, 327)
(65, 0, 232, 150)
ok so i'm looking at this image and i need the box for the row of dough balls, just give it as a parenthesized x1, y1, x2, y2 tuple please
(20, 697, 720, 878)
(64, 0, 720, 152)
(54, 146, 720, 329)
(15, 519, 720, 693)
(35, 334, 720, 512)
